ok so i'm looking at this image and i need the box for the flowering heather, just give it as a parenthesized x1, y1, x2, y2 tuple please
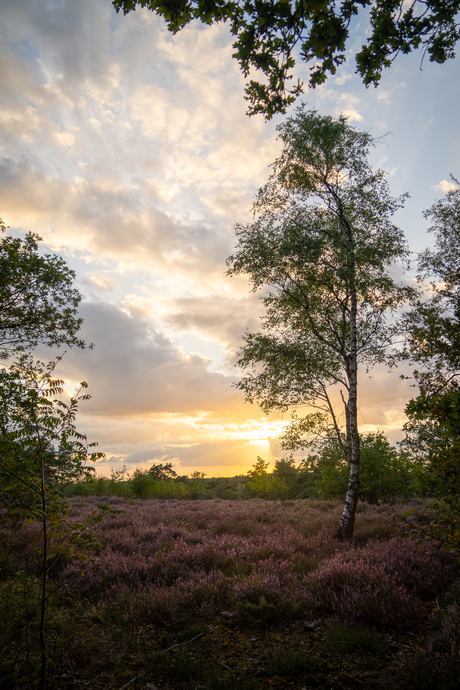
(308, 553, 425, 630)
(1, 497, 457, 635)
(232, 555, 314, 621)
(308, 537, 458, 630)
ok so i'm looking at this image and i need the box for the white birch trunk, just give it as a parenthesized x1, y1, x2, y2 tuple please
(337, 216, 361, 542)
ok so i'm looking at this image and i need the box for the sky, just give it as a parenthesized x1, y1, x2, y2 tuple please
(0, 0, 459, 477)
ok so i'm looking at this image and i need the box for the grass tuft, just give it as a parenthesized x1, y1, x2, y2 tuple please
(325, 622, 387, 656)
(268, 648, 318, 676)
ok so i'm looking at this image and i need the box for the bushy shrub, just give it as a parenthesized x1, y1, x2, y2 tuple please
(308, 537, 457, 630)
(106, 570, 234, 629)
(309, 555, 423, 630)
(130, 469, 155, 498)
(351, 537, 458, 601)
(305, 432, 414, 503)
(429, 601, 460, 655)
(268, 648, 317, 676)
(6, 497, 457, 648)
(233, 555, 312, 622)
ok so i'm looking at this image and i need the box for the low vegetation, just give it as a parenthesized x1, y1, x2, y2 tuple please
(1, 497, 459, 689)
(63, 430, 418, 504)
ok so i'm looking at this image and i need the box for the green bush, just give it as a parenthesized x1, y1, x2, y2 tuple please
(317, 432, 413, 503)
(130, 469, 155, 498)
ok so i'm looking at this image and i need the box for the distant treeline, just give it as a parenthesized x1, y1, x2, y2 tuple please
(64, 431, 435, 504)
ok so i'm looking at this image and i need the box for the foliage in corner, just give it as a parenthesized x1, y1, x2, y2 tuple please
(113, 0, 460, 117)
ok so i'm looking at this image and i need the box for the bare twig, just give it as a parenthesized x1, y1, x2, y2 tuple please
(162, 632, 205, 652)
(118, 677, 138, 690)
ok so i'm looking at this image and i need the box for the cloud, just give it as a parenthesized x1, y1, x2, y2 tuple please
(87, 433, 273, 476)
(334, 73, 352, 86)
(166, 294, 262, 357)
(123, 438, 261, 470)
(0, 0, 280, 285)
(53, 300, 245, 418)
(431, 179, 458, 194)
(62, 410, 276, 477)
(341, 108, 364, 123)
(0, 157, 231, 278)
(83, 273, 116, 293)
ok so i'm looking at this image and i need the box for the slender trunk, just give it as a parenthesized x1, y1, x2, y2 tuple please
(336, 200, 360, 542)
(39, 452, 47, 690)
(337, 285, 360, 541)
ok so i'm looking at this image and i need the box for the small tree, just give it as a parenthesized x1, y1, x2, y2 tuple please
(359, 432, 411, 504)
(272, 457, 299, 497)
(247, 456, 287, 498)
(0, 355, 104, 689)
(148, 461, 178, 480)
(0, 220, 86, 359)
(400, 182, 460, 558)
(402, 182, 460, 493)
(227, 106, 413, 540)
(189, 471, 209, 499)
(131, 468, 155, 498)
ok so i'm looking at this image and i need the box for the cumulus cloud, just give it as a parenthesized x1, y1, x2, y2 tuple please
(431, 179, 458, 194)
(84, 273, 116, 293)
(0, 0, 280, 281)
(123, 438, 263, 470)
(334, 73, 352, 86)
(63, 407, 274, 476)
(356, 364, 413, 428)
(341, 108, 364, 122)
(88, 433, 272, 476)
(0, 157, 232, 277)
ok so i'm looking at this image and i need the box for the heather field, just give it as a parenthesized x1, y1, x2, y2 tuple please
(1, 497, 460, 690)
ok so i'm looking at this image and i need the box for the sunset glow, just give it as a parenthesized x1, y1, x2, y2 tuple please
(0, 0, 459, 477)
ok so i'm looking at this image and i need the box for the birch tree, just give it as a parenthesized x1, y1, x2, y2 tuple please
(227, 106, 413, 541)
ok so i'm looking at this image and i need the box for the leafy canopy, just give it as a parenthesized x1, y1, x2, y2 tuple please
(404, 182, 460, 391)
(247, 456, 288, 497)
(0, 221, 86, 359)
(396, 183, 460, 560)
(148, 461, 178, 480)
(113, 0, 460, 117)
(309, 431, 413, 503)
(227, 106, 412, 429)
